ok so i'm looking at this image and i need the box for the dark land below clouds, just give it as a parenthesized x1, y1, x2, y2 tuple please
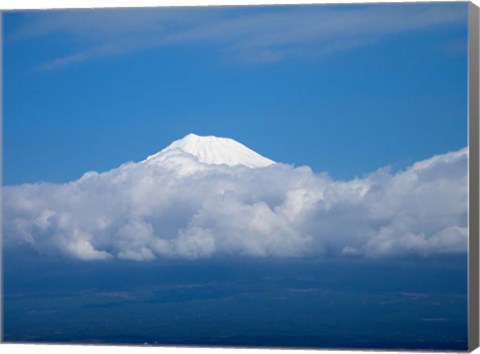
(3, 249, 468, 350)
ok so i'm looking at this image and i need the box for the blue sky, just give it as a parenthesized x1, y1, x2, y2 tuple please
(3, 2, 469, 185)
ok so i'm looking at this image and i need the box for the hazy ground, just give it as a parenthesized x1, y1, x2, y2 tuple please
(3, 249, 468, 350)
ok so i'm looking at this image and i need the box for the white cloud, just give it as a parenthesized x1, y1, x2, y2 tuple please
(3, 147, 468, 261)
(6, 3, 467, 69)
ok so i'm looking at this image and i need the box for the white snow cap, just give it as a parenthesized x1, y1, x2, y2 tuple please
(144, 133, 275, 168)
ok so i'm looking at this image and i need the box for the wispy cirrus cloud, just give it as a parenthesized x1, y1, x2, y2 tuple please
(7, 3, 467, 69)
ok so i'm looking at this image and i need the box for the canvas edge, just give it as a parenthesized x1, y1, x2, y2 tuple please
(469, 2, 480, 352)
(0, 11, 4, 345)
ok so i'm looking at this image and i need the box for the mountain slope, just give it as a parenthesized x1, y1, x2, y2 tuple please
(143, 133, 275, 168)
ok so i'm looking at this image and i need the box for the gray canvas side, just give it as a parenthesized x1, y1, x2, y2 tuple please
(469, 2, 480, 352)
(0, 12, 4, 344)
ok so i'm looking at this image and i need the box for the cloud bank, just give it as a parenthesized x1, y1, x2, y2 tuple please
(7, 3, 467, 68)
(3, 147, 468, 261)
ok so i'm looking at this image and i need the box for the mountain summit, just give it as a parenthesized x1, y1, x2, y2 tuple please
(143, 133, 275, 168)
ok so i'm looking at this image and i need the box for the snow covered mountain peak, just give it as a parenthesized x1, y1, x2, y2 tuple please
(143, 133, 275, 168)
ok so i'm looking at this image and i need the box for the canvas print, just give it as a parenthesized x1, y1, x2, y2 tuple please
(2, 2, 471, 351)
